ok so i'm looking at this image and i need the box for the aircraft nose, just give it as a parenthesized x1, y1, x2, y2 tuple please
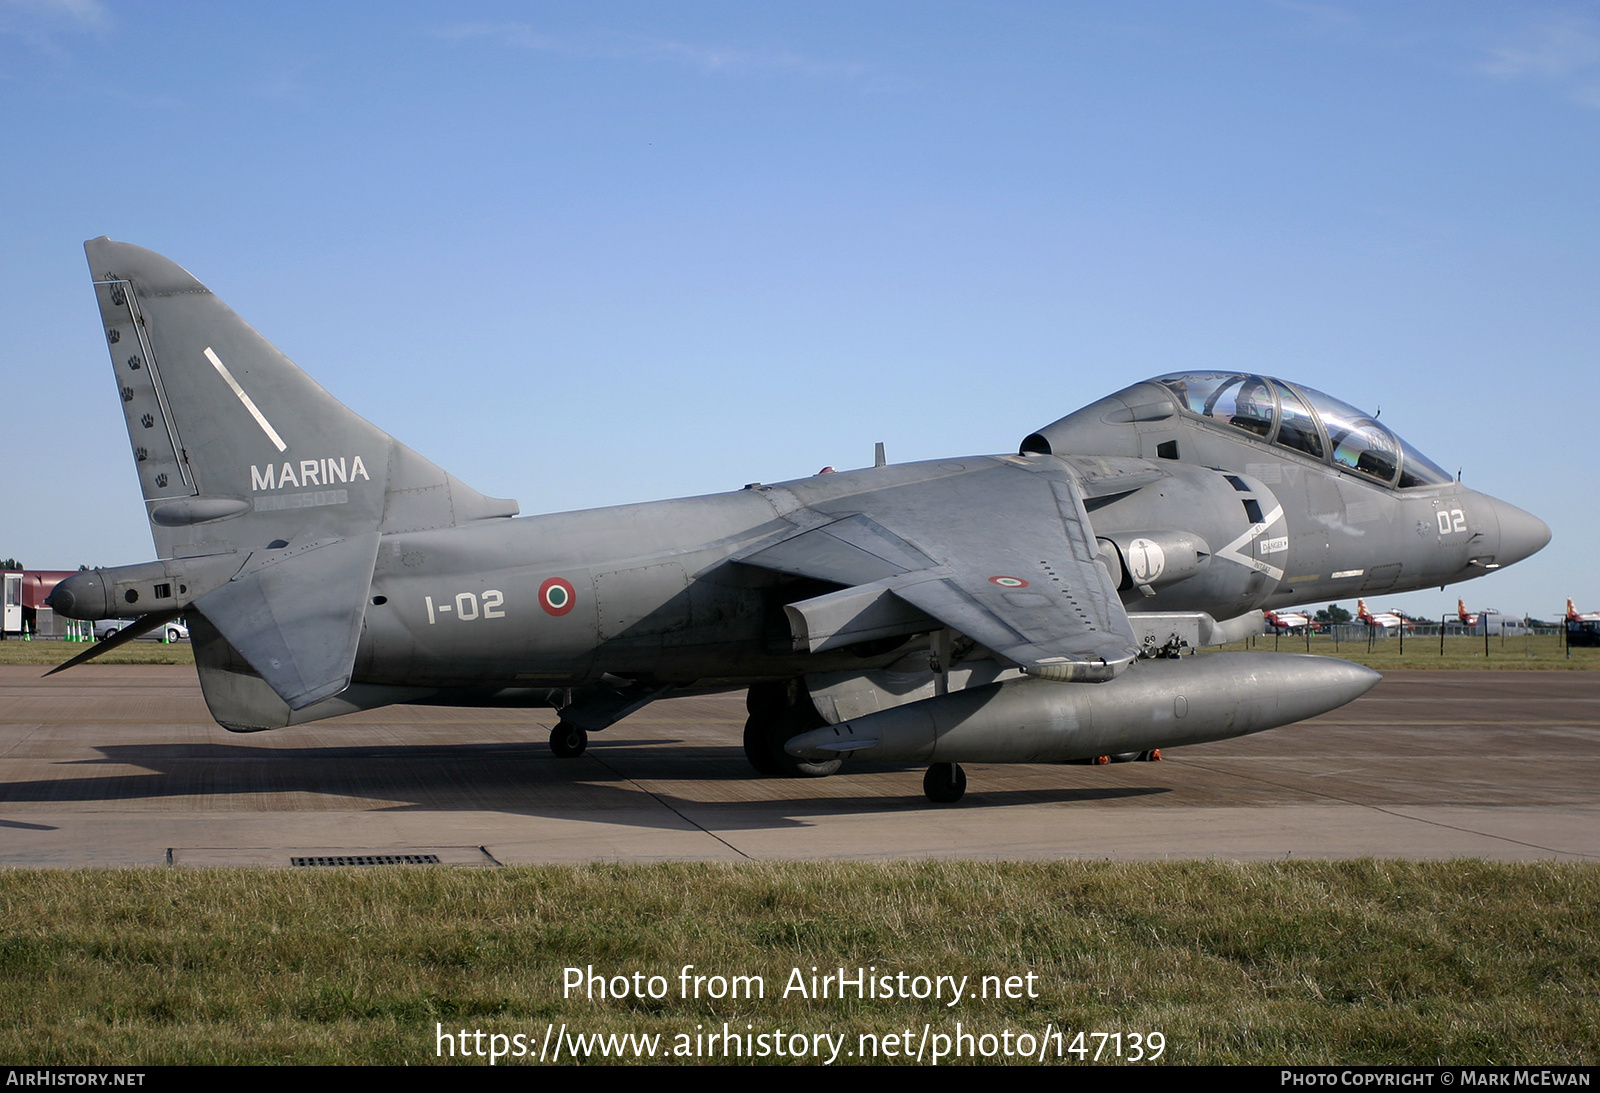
(1488, 497, 1551, 568)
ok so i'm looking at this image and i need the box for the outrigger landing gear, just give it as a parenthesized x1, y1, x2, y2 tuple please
(742, 680, 842, 778)
(549, 721, 588, 758)
(923, 763, 967, 804)
(545, 677, 673, 759)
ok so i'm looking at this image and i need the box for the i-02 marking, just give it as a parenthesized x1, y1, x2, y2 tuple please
(425, 590, 505, 624)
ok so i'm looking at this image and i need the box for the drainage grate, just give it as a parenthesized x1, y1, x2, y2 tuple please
(291, 854, 441, 867)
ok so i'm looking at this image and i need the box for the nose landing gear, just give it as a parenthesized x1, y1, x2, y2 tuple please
(549, 722, 588, 758)
(923, 762, 967, 804)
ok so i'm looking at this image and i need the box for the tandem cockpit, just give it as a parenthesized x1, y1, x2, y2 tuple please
(1151, 373, 1453, 489)
(1023, 371, 1455, 492)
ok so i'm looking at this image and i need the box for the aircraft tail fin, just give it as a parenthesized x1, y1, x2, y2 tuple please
(1568, 598, 1580, 622)
(85, 238, 518, 560)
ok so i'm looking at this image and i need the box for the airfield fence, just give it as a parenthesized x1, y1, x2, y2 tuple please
(1245, 625, 1582, 664)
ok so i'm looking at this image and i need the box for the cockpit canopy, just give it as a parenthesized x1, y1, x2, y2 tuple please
(1151, 373, 1453, 488)
(1022, 372, 1456, 490)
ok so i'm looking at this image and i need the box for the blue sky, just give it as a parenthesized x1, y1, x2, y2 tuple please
(3, 1, 1596, 621)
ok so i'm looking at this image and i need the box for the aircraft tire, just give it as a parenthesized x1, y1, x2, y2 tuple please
(779, 750, 842, 779)
(743, 715, 842, 778)
(742, 684, 840, 778)
(549, 721, 588, 758)
(742, 716, 785, 776)
(923, 762, 967, 804)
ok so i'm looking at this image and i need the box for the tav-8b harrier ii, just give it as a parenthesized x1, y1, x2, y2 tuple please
(49, 240, 1550, 802)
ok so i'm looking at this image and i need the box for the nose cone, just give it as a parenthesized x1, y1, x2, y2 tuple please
(1319, 657, 1384, 707)
(44, 570, 108, 620)
(1489, 497, 1552, 569)
(44, 583, 74, 616)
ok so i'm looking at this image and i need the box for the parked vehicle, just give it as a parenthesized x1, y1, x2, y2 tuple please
(94, 618, 190, 643)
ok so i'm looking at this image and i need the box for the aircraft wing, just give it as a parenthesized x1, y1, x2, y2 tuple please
(736, 461, 1141, 678)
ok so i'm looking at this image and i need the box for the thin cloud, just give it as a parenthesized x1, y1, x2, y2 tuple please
(1480, 13, 1600, 109)
(3, 0, 107, 29)
(431, 22, 869, 82)
(0, 0, 110, 55)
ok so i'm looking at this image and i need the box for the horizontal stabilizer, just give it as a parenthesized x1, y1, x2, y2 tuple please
(191, 532, 380, 709)
(42, 610, 182, 677)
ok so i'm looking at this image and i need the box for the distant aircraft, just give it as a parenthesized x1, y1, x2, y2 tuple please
(46, 240, 1551, 802)
(1263, 609, 1310, 633)
(1356, 600, 1406, 631)
(1565, 599, 1600, 648)
(1455, 600, 1527, 636)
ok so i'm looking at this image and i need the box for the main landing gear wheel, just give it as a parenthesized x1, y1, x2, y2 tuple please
(549, 721, 588, 758)
(742, 681, 842, 778)
(923, 762, 967, 804)
(741, 717, 783, 776)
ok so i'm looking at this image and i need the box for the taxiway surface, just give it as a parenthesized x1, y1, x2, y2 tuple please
(1, 664, 1594, 866)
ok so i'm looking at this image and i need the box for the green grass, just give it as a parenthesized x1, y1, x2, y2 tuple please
(7, 633, 1593, 672)
(1208, 632, 1599, 670)
(0, 639, 194, 666)
(0, 861, 1594, 1065)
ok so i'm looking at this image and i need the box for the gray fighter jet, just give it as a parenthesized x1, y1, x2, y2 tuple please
(49, 240, 1550, 802)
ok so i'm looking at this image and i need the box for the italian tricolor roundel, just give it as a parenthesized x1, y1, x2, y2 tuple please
(539, 577, 576, 616)
(987, 575, 1030, 588)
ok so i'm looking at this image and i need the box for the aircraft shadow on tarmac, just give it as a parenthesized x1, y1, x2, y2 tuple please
(3, 738, 1169, 830)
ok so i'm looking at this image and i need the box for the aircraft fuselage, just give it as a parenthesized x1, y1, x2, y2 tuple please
(347, 446, 1514, 691)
